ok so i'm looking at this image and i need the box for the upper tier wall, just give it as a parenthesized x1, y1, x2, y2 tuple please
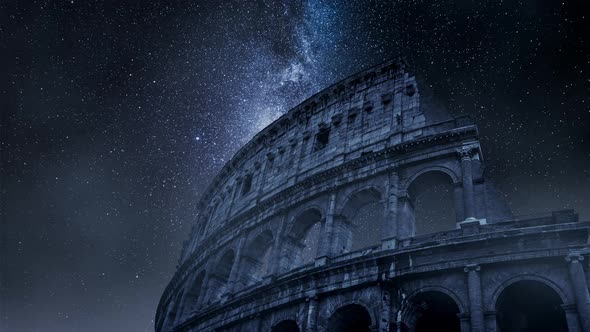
(193, 59, 429, 239)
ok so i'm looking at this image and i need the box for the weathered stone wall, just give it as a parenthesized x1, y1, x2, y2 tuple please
(156, 60, 590, 332)
(183, 59, 425, 253)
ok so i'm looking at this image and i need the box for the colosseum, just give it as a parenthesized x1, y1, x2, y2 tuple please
(155, 59, 590, 332)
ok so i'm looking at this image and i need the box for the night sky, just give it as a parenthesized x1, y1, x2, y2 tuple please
(2, 1, 589, 331)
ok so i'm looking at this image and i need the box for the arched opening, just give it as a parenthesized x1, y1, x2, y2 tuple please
(283, 209, 323, 270)
(207, 250, 235, 302)
(163, 291, 183, 330)
(407, 171, 457, 236)
(339, 188, 384, 253)
(300, 222, 321, 264)
(238, 230, 274, 288)
(271, 319, 300, 332)
(404, 291, 460, 332)
(496, 280, 568, 332)
(180, 271, 205, 316)
(328, 304, 372, 332)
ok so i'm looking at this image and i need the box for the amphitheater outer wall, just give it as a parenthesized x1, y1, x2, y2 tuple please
(156, 59, 590, 332)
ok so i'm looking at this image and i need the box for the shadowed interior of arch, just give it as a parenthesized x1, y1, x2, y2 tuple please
(402, 290, 460, 332)
(496, 280, 568, 332)
(327, 304, 372, 332)
(180, 271, 205, 317)
(163, 291, 184, 330)
(283, 209, 323, 270)
(340, 188, 384, 253)
(407, 171, 456, 236)
(238, 230, 274, 287)
(207, 250, 234, 302)
(271, 319, 300, 332)
(300, 222, 321, 264)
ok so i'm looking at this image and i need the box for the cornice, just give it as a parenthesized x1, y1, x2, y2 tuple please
(196, 58, 410, 211)
(168, 221, 589, 331)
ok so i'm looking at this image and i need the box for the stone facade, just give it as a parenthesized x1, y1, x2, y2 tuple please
(155, 59, 590, 332)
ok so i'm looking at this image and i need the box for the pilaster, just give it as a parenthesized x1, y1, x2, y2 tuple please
(382, 171, 399, 250)
(566, 253, 590, 332)
(563, 304, 582, 332)
(305, 296, 319, 332)
(317, 193, 337, 261)
(226, 237, 247, 294)
(457, 146, 476, 221)
(464, 264, 484, 332)
(483, 311, 497, 332)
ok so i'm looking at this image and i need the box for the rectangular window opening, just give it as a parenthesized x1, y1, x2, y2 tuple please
(314, 128, 330, 151)
(242, 174, 253, 196)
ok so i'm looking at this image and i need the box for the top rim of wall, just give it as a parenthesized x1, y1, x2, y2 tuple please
(196, 56, 409, 212)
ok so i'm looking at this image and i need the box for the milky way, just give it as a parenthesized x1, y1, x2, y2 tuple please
(2, 1, 588, 331)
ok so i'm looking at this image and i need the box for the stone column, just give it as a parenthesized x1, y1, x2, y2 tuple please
(457, 147, 476, 220)
(317, 193, 336, 261)
(563, 304, 582, 332)
(464, 264, 484, 332)
(382, 172, 399, 250)
(330, 215, 353, 255)
(270, 213, 287, 276)
(396, 192, 415, 240)
(566, 253, 590, 332)
(453, 184, 464, 223)
(175, 281, 194, 322)
(226, 237, 247, 294)
(483, 311, 497, 332)
(196, 270, 211, 308)
(165, 290, 184, 329)
(305, 296, 319, 332)
(380, 285, 393, 332)
(458, 313, 471, 332)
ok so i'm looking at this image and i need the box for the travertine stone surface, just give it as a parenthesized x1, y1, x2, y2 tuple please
(156, 59, 589, 332)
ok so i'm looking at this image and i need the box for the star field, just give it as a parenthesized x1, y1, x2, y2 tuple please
(1, 1, 589, 331)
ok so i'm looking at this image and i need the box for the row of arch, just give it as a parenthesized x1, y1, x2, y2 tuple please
(268, 280, 569, 332)
(281, 169, 460, 266)
(210, 175, 456, 288)
(196, 59, 412, 236)
(163, 230, 277, 328)
(197, 164, 467, 250)
(167, 169, 465, 328)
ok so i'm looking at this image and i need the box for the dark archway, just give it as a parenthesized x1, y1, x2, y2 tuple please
(163, 291, 183, 330)
(181, 270, 205, 315)
(328, 304, 372, 332)
(207, 249, 235, 302)
(271, 319, 300, 332)
(342, 188, 385, 251)
(407, 171, 457, 236)
(407, 291, 460, 332)
(299, 222, 321, 266)
(284, 209, 323, 270)
(496, 280, 568, 332)
(340, 188, 384, 253)
(239, 230, 274, 287)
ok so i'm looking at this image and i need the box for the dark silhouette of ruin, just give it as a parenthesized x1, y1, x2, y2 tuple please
(155, 59, 590, 332)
